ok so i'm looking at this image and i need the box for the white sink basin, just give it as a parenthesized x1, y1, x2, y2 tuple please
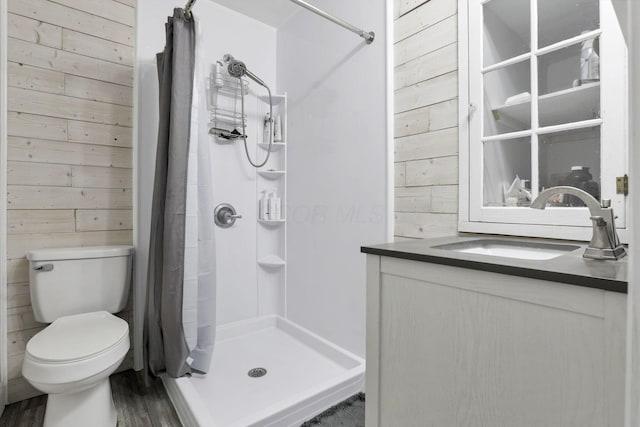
(433, 239, 580, 261)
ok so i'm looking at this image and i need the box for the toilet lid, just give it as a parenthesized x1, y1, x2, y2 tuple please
(26, 311, 129, 363)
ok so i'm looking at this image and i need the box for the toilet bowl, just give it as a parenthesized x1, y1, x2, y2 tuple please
(23, 311, 130, 427)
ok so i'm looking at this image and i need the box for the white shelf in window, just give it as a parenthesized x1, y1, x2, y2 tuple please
(538, 82, 600, 125)
(492, 82, 600, 128)
(257, 219, 286, 226)
(258, 170, 286, 180)
(258, 255, 286, 268)
(258, 142, 286, 151)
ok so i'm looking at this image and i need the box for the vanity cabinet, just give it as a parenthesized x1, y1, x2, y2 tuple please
(459, 0, 629, 241)
(365, 255, 626, 427)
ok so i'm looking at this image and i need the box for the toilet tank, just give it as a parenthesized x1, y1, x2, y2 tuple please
(26, 246, 133, 323)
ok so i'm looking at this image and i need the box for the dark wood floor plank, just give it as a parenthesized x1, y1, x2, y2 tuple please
(1, 394, 47, 427)
(115, 371, 155, 427)
(141, 374, 181, 427)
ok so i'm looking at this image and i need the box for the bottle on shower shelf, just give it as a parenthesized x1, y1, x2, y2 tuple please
(263, 113, 272, 144)
(274, 115, 283, 142)
(213, 62, 225, 87)
(259, 190, 269, 220)
(268, 189, 281, 220)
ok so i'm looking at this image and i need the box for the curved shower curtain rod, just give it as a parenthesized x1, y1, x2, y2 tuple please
(182, 0, 375, 44)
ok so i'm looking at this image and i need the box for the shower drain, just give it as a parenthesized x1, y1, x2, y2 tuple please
(248, 367, 267, 378)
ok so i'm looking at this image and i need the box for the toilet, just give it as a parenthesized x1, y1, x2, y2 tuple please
(22, 246, 133, 427)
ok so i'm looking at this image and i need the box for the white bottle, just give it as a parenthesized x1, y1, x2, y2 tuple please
(274, 115, 282, 142)
(268, 189, 281, 220)
(262, 113, 272, 144)
(259, 190, 269, 220)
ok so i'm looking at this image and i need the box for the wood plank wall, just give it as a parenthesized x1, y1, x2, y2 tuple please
(5, 0, 135, 403)
(393, 0, 459, 239)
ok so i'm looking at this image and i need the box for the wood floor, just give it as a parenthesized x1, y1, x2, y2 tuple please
(0, 370, 181, 427)
(1, 370, 367, 427)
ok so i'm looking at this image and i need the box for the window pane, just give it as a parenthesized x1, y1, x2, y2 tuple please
(539, 127, 601, 206)
(484, 60, 531, 137)
(538, 40, 600, 127)
(538, 0, 599, 48)
(483, 138, 532, 207)
(483, 0, 530, 67)
(538, 40, 600, 96)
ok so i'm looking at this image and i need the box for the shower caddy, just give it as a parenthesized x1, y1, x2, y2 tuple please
(208, 63, 248, 140)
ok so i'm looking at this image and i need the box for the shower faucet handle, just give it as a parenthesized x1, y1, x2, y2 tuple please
(214, 203, 242, 228)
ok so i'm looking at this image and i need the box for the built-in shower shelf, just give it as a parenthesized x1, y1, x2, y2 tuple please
(258, 255, 286, 268)
(258, 94, 287, 105)
(258, 170, 286, 180)
(258, 142, 286, 151)
(258, 219, 286, 226)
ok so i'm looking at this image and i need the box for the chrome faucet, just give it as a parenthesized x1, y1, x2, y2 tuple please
(530, 186, 626, 260)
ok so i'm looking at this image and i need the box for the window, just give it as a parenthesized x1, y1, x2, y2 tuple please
(460, 0, 628, 241)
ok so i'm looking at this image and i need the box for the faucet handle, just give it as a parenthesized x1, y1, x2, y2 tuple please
(601, 199, 611, 208)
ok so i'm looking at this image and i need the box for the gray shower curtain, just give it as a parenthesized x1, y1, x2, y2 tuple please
(145, 8, 195, 378)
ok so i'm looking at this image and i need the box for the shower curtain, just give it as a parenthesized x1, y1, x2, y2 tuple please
(182, 19, 216, 374)
(146, 8, 216, 378)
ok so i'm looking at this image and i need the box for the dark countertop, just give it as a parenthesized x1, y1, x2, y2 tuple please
(361, 235, 628, 293)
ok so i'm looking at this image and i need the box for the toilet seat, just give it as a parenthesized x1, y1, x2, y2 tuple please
(23, 311, 130, 386)
(27, 311, 128, 363)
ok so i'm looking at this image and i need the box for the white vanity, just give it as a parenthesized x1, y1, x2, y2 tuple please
(363, 236, 627, 426)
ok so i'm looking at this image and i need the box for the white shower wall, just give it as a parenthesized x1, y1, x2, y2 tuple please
(136, 0, 278, 365)
(277, 1, 388, 358)
(136, 0, 388, 368)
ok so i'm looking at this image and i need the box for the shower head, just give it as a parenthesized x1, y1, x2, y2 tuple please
(227, 59, 247, 78)
(224, 54, 267, 88)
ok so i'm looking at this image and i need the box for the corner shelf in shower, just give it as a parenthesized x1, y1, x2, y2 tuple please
(258, 142, 286, 151)
(258, 255, 286, 268)
(256, 91, 287, 314)
(258, 94, 287, 105)
(258, 219, 286, 226)
(258, 170, 286, 180)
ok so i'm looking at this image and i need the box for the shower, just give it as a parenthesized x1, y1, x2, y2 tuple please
(145, 1, 382, 425)
(223, 54, 274, 168)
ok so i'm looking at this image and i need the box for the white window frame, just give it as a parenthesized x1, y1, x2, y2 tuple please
(458, 0, 629, 243)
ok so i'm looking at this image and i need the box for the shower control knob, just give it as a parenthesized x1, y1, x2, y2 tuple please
(214, 203, 242, 228)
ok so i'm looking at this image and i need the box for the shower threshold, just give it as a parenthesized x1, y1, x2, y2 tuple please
(162, 315, 365, 426)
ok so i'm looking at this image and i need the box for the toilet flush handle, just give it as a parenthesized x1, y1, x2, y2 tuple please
(34, 264, 54, 272)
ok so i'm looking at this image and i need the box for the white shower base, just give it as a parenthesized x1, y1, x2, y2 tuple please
(162, 315, 365, 427)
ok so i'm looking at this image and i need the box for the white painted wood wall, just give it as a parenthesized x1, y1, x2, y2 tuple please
(5, 0, 135, 403)
(393, 0, 460, 240)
